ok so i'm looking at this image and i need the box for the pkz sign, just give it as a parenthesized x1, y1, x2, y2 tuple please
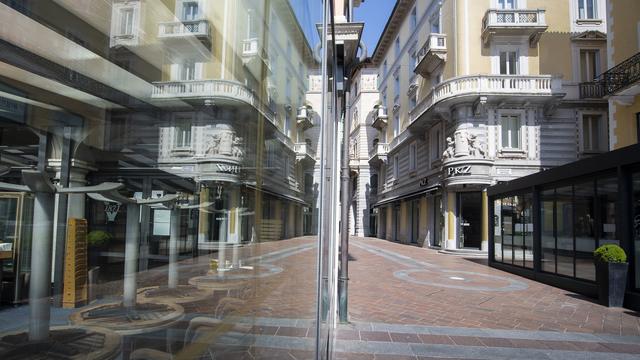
(447, 165, 471, 177)
(216, 163, 240, 174)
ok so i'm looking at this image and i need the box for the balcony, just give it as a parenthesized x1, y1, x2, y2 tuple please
(151, 80, 275, 124)
(241, 38, 270, 80)
(409, 74, 563, 129)
(296, 105, 314, 130)
(371, 105, 388, 130)
(482, 9, 547, 47)
(368, 143, 389, 166)
(158, 19, 211, 47)
(294, 143, 316, 164)
(580, 52, 640, 99)
(414, 34, 447, 77)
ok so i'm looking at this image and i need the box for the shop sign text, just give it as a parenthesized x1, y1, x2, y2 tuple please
(447, 165, 471, 177)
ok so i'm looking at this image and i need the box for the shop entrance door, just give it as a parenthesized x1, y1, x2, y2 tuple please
(410, 200, 419, 244)
(458, 192, 482, 249)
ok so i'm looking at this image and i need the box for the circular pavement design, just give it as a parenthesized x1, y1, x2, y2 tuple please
(393, 268, 529, 292)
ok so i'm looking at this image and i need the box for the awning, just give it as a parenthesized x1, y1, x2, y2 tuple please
(372, 184, 441, 208)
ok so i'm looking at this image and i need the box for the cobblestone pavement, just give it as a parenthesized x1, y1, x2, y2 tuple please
(2, 236, 640, 359)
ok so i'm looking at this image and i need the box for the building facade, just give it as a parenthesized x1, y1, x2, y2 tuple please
(347, 0, 612, 253)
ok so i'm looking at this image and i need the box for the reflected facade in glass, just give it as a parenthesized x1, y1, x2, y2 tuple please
(0, 0, 351, 358)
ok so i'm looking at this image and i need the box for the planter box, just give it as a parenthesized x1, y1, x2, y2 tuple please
(595, 262, 628, 307)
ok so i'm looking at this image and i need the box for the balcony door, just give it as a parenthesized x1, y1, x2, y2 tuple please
(182, 1, 199, 21)
(498, 0, 517, 9)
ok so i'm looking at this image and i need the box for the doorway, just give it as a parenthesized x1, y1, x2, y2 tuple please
(410, 200, 419, 244)
(458, 192, 482, 249)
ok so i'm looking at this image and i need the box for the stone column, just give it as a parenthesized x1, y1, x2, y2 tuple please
(446, 191, 457, 250)
(481, 189, 489, 252)
(168, 207, 180, 289)
(29, 192, 55, 342)
(123, 203, 140, 309)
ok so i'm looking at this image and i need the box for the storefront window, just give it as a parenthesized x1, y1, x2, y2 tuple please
(556, 186, 574, 277)
(633, 172, 640, 290)
(523, 193, 534, 269)
(493, 198, 502, 262)
(501, 196, 514, 264)
(575, 181, 596, 281)
(541, 189, 556, 273)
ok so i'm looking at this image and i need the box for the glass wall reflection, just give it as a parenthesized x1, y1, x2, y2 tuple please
(0, 0, 334, 359)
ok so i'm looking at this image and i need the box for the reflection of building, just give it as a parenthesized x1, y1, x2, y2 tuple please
(351, 0, 610, 254)
(0, 0, 322, 304)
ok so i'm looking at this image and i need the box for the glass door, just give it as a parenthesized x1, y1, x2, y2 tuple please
(459, 192, 483, 249)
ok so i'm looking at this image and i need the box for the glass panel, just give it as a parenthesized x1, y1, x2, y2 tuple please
(501, 197, 514, 264)
(597, 176, 618, 244)
(493, 199, 503, 262)
(556, 186, 574, 277)
(575, 181, 596, 281)
(523, 193, 534, 269)
(541, 189, 556, 273)
(0, 1, 331, 358)
(633, 172, 640, 290)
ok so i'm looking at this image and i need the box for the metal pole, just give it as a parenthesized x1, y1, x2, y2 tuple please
(339, 89, 350, 323)
(28, 192, 54, 342)
(123, 203, 140, 308)
(168, 207, 180, 289)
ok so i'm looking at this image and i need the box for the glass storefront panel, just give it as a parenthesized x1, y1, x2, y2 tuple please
(633, 172, 640, 290)
(493, 198, 502, 262)
(523, 193, 534, 269)
(501, 196, 514, 264)
(0, 1, 336, 358)
(556, 186, 574, 277)
(541, 189, 556, 273)
(575, 181, 596, 281)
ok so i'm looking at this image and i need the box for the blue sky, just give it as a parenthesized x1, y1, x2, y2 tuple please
(355, 0, 396, 56)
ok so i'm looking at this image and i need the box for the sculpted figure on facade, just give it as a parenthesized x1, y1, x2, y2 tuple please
(205, 134, 222, 155)
(442, 137, 455, 159)
(231, 136, 245, 158)
(467, 134, 486, 158)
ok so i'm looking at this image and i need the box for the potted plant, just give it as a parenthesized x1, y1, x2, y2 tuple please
(594, 244, 628, 307)
(87, 230, 112, 266)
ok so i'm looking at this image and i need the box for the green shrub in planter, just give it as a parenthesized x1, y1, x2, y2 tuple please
(594, 244, 628, 307)
(593, 244, 627, 263)
(87, 230, 113, 248)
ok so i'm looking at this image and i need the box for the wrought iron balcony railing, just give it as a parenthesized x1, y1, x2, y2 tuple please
(579, 52, 640, 99)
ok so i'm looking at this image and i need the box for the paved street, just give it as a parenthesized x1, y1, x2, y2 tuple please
(2, 236, 639, 359)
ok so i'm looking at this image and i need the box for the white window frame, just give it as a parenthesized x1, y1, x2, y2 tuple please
(395, 37, 401, 57)
(283, 155, 290, 179)
(492, 42, 528, 75)
(393, 112, 400, 138)
(430, 126, 441, 161)
(410, 7, 417, 32)
(579, 48, 601, 82)
(409, 141, 417, 173)
(577, 0, 598, 20)
(579, 111, 607, 153)
(393, 154, 400, 180)
(173, 60, 203, 81)
(110, 1, 140, 46)
(499, 112, 524, 152)
(181, 0, 201, 21)
(173, 115, 192, 149)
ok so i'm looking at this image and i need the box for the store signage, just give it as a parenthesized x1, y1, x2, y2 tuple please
(104, 202, 120, 222)
(447, 165, 471, 177)
(216, 164, 240, 174)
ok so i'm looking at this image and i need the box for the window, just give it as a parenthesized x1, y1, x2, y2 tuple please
(580, 49, 600, 81)
(119, 8, 134, 35)
(382, 90, 387, 106)
(498, 0, 516, 9)
(180, 60, 197, 80)
(409, 94, 417, 109)
(578, 0, 597, 20)
(283, 155, 289, 178)
(182, 1, 199, 21)
(393, 74, 400, 97)
(393, 155, 399, 179)
(430, 14, 440, 33)
(582, 114, 604, 152)
(431, 128, 441, 160)
(410, 8, 417, 32)
(501, 115, 521, 149)
(247, 9, 258, 38)
(499, 51, 518, 75)
(393, 113, 400, 137)
(409, 142, 417, 171)
(383, 60, 388, 77)
(284, 110, 291, 137)
(285, 76, 291, 101)
(395, 37, 400, 57)
(174, 119, 191, 148)
(286, 42, 292, 59)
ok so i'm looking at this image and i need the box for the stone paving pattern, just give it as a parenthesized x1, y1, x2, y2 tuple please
(2, 236, 640, 359)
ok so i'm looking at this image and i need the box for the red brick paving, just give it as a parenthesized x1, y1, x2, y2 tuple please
(349, 237, 640, 336)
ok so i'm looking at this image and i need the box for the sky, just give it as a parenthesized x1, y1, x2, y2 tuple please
(355, 0, 396, 57)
